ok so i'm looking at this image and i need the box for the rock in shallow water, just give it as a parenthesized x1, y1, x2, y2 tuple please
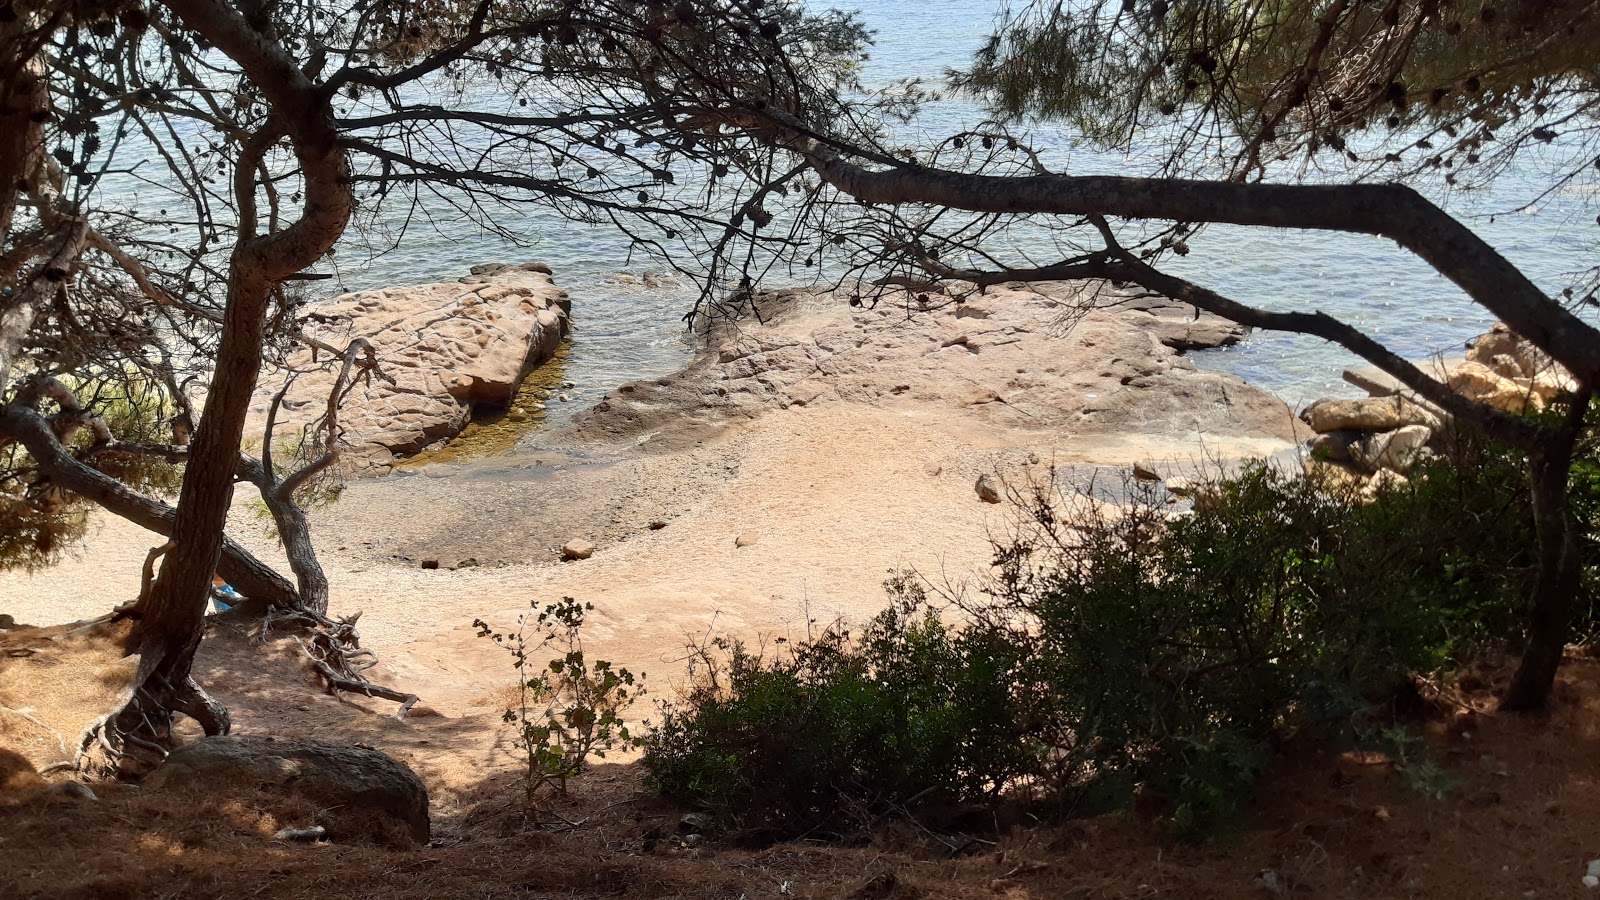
(249, 262, 570, 466)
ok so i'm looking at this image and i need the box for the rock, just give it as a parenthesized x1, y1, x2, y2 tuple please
(649, 520, 668, 530)
(1164, 476, 1196, 498)
(1166, 476, 1222, 511)
(1448, 360, 1540, 413)
(420, 559, 439, 570)
(561, 280, 1309, 457)
(1467, 324, 1576, 402)
(0, 614, 13, 630)
(1361, 468, 1409, 502)
(975, 474, 1003, 504)
(1301, 396, 1440, 433)
(1306, 429, 1362, 463)
(1352, 425, 1433, 473)
(561, 540, 594, 561)
(273, 825, 327, 842)
(1132, 462, 1160, 482)
(680, 812, 712, 834)
(557, 393, 571, 402)
(456, 557, 479, 568)
(249, 264, 571, 464)
(145, 736, 430, 846)
(923, 462, 943, 477)
(1304, 458, 1364, 492)
(50, 780, 97, 801)
(734, 532, 761, 548)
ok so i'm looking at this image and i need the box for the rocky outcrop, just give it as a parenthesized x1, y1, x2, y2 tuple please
(1303, 324, 1576, 492)
(560, 282, 1306, 459)
(145, 735, 430, 846)
(251, 263, 570, 467)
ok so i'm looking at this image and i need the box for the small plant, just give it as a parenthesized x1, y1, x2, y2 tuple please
(474, 598, 643, 807)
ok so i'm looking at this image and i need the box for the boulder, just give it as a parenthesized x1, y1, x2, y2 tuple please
(1306, 429, 1362, 464)
(1450, 324, 1576, 412)
(1449, 360, 1541, 413)
(1300, 395, 1440, 434)
(144, 736, 430, 846)
(1352, 425, 1433, 474)
(249, 263, 571, 465)
(561, 539, 595, 561)
(1361, 468, 1410, 503)
(1303, 458, 1365, 492)
(975, 474, 1003, 504)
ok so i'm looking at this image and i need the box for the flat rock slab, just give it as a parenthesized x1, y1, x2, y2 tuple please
(251, 262, 570, 466)
(560, 281, 1305, 457)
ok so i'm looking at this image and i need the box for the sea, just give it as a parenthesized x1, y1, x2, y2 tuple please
(111, 1, 1600, 418)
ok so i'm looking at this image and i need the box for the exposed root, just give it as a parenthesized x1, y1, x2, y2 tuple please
(262, 605, 419, 718)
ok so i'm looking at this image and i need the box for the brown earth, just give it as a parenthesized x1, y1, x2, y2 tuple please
(3, 624, 1600, 899)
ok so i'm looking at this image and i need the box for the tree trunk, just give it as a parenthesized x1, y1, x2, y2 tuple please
(1502, 391, 1592, 710)
(138, 271, 276, 709)
(238, 456, 330, 615)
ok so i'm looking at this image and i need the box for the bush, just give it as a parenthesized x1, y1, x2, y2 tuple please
(643, 576, 1038, 836)
(989, 449, 1537, 834)
(643, 435, 1573, 839)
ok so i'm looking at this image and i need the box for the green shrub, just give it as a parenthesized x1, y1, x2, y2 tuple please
(475, 598, 643, 808)
(991, 450, 1537, 835)
(643, 576, 1039, 836)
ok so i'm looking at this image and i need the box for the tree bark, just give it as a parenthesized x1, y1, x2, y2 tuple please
(238, 456, 329, 615)
(1502, 391, 1593, 710)
(135, 0, 354, 694)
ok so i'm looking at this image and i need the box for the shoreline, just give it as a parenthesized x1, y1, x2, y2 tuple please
(1, 278, 1310, 714)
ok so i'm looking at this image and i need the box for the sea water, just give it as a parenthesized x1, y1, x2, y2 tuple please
(93, 1, 1598, 422)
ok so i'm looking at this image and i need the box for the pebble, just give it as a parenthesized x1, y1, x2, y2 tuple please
(735, 533, 761, 548)
(975, 473, 1003, 504)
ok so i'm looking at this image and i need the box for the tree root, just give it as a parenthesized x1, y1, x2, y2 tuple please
(262, 605, 419, 718)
